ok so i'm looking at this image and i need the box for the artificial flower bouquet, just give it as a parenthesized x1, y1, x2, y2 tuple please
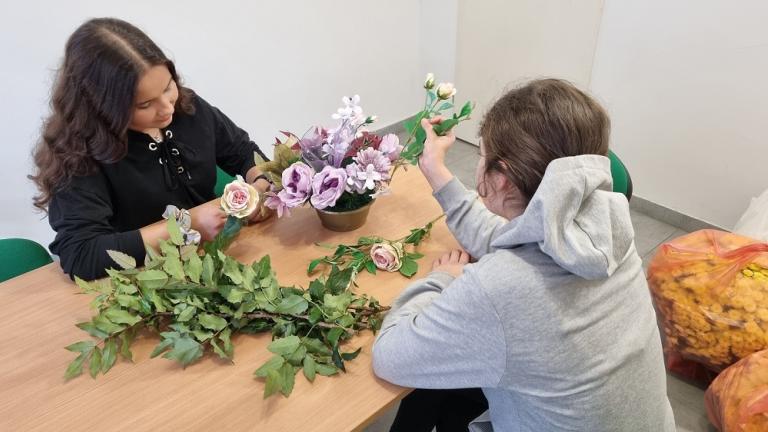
(258, 96, 402, 218)
(256, 73, 474, 220)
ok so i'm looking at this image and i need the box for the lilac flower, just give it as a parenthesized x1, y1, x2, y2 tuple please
(279, 162, 314, 207)
(311, 166, 348, 209)
(299, 126, 328, 172)
(378, 133, 403, 161)
(265, 192, 291, 218)
(331, 95, 364, 126)
(345, 148, 391, 193)
(323, 125, 354, 168)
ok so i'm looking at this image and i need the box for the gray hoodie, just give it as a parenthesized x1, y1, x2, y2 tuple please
(373, 155, 675, 431)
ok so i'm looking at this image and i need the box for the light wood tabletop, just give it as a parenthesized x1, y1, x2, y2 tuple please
(0, 167, 461, 432)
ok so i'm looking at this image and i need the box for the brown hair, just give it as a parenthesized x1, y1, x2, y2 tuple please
(478, 78, 610, 203)
(29, 18, 195, 211)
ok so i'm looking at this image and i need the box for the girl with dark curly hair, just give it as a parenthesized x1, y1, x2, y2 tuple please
(30, 18, 271, 280)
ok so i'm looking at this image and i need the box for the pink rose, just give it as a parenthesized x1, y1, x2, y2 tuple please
(220, 175, 259, 219)
(370, 242, 403, 272)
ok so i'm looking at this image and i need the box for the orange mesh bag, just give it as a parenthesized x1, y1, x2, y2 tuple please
(647, 230, 768, 378)
(705, 349, 768, 431)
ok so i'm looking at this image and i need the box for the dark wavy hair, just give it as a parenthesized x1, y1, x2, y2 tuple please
(30, 18, 195, 211)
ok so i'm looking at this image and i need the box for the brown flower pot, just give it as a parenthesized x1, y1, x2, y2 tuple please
(315, 202, 373, 232)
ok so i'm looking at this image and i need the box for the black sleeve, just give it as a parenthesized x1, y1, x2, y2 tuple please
(201, 98, 269, 178)
(48, 175, 146, 281)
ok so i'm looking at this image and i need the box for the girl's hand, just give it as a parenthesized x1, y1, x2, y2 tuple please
(419, 117, 456, 192)
(431, 249, 471, 278)
(249, 178, 274, 223)
(189, 200, 227, 241)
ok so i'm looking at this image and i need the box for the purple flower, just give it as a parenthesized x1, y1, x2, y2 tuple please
(311, 166, 348, 209)
(280, 162, 314, 207)
(264, 189, 291, 218)
(299, 127, 328, 172)
(378, 133, 403, 161)
(323, 124, 355, 167)
(346, 148, 391, 193)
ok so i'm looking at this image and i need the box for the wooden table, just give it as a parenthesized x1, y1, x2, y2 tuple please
(0, 167, 460, 431)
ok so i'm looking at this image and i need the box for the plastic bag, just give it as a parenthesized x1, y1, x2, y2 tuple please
(647, 230, 768, 377)
(705, 349, 768, 431)
(734, 188, 768, 242)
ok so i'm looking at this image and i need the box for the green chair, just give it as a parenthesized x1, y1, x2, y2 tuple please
(0, 238, 54, 282)
(215, 166, 235, 197)
(608, 150, 633, 201)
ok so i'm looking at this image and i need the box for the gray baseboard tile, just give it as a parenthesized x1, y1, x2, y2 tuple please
(629, 195, 727, 233)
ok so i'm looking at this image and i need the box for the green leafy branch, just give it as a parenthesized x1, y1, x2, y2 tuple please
(65, 218, 389, 399)
(307, 215, 444, 279)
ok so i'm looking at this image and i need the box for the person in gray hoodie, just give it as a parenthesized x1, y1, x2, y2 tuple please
(372, 79, 676, 432)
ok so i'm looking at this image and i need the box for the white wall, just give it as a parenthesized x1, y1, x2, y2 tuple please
(453, 0, 605, 144)
(591, 1, 768, 228)
(0, 1, 456, 250)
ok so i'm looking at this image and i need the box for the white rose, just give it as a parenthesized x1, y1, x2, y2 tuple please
(436, 82, 457, 100)
(220, 175, 260, 219)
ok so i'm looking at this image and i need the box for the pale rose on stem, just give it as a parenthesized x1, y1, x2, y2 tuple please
(370, 242, 403, 272)
(221, 175, 260, 219)
(436, 82, 457, 100)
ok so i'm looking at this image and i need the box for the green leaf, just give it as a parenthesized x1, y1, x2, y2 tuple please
(255, 255, 271, 279)
(183, 251, 203, 284)
(223, 257, 243, 284)
(150, 338, 175, 358)
(199, 313, 228, 331)
(192, 329, 214, 342)
(332, 346, 346, 372)
(76, 322, 109, 339)
(210, 338, 229, 360)
(399, 258, 418, 278)
(135, 270, 168, 290)
(308, 279, 325, 302)
(307, 258, 323, 274)
(163, 256, 185, 281)
(145, 243, 162, 262)
(120, 331, 134, 362)
(254, 355, 285, 377)
(285, 345, 307, 367)
(65, 340, 95, 353)
(106, 250, 136, 270)
(242, 266, 257, 291)
(308, 306, 323, 324)
(64, 353, 86, 380)
(459, 101, 473, 118)
(163, 336, 203, 367)
(74, 276, 98, 293)
(220, 328, 233, 357)
(323, 293, 353, 314)
(263, 369, 283, 399)
(176, 304, 197, 322)
(408, 252, 425, 259)
(314, 363, 339, 377)
(279, 363, 296, 397)
(167, 217, 184, 246)
(101, 338, 117, 373)
(302, 337, 332, 356)
(201, 254, 216, 287)
(275, 294, 309, 315)
(303, 355, 317, 382)
(341, 347, 362, 361)
(104, 308, 141, 326)
(437, 102, 454, 111)
(267, 336, 301, 356)
(93, 315, 125, 335)
(89, 347, 102, 378)
(326, 266, 354, 295)
(365, 260, 377, 274)
(326, 327, 345, 347)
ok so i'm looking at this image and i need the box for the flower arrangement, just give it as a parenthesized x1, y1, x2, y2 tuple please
(258, 96, 402, 218)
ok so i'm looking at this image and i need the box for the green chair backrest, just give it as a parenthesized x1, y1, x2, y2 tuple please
(215, 166, 235, 197)
(0, 238, 53, 282)
(608, 150, 632, 200)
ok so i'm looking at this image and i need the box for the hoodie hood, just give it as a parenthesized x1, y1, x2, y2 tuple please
(490, 155, 635, 280)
